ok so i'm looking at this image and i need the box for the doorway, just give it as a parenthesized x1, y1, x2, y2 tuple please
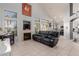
(4, 10, 17, 44)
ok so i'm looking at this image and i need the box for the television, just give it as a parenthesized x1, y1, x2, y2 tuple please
(23, 21, 31, 30)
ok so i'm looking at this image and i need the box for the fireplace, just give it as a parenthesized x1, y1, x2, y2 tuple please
(23, 21, 31, 40)
(24, 33, 31, 40)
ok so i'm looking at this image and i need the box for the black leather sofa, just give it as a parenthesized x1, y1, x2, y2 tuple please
(32, 31, 59, 47)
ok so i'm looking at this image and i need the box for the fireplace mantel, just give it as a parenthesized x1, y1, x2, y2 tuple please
(23, 29, 31, 33)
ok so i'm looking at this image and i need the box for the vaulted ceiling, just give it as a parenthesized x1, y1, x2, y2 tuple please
(38, 3, 70, 25)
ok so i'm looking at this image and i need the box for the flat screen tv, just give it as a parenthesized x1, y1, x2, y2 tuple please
(23, 21, 31, 30)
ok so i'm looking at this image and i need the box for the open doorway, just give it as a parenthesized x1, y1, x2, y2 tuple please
(73, 18, 79, 43)
(4, 10, 17, 45)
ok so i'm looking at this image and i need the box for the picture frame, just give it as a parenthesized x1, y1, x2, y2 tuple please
(22, 3, 31, 16)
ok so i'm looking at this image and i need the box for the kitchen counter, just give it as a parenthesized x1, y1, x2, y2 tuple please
(0, 38, 11, 56)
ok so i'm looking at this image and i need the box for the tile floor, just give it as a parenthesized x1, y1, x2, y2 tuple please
(11, 36, 79, 56)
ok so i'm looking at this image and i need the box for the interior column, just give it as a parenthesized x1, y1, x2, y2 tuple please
(70, 3, 73, 39)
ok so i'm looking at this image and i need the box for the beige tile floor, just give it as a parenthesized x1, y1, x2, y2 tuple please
(11, 36, 79, 56)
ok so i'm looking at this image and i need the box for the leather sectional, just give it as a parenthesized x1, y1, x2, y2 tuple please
(32, 31, 59, 47)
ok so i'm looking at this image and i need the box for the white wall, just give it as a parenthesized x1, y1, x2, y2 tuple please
(31, 3, 50, 19)
(63, 4, 70, 40)
(64, 17, 70, 39)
